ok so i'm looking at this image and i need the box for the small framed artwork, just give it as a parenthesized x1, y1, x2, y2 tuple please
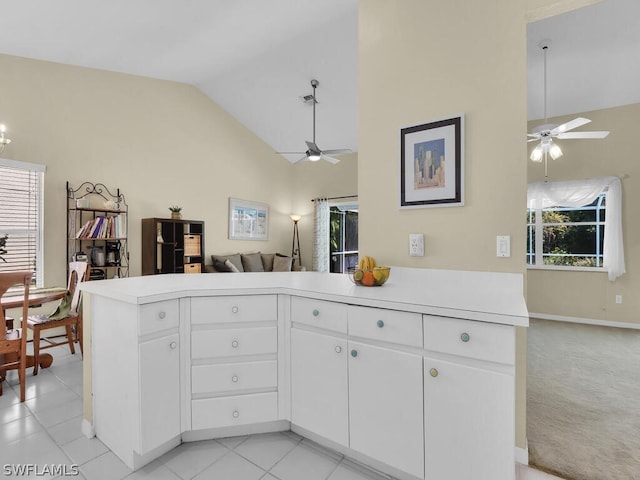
(228, 198, 269, 241)
(400, 115, 464, 208)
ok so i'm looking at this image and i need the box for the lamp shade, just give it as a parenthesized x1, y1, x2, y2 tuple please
(290, 214, 302, 223)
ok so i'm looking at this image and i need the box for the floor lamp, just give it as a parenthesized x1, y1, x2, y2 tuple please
(290, 214, 302, 269)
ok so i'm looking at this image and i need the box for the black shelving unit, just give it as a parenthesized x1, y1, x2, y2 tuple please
(141, 218, 205, 275)
(67, 181, 129, 280)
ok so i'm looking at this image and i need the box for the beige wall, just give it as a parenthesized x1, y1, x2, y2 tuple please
(527, 103, 640, 324)
(0, 54, 301, 284)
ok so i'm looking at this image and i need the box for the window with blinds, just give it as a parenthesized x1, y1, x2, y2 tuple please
(0, 158, 45, 287)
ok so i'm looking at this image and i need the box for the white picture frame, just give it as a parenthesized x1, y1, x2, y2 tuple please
(228, 197, 269, 241)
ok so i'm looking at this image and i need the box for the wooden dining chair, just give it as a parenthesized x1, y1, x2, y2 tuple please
(0, 271, 33, 402)
(26, 262, 89, 375)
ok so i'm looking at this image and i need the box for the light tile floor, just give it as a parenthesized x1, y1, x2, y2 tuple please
(1, 345, 564, 480)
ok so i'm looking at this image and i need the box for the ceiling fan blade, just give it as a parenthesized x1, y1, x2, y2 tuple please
(305, 140, 320, 153)
(550, 117, 591, 136)
(557, 131, 610, 139)
(292, 155, 309, 164)
(276, 151, 305, 154)
(321, 154, 341, 164)
(321, 148, 352, 155)
(527, 138, 540, 143)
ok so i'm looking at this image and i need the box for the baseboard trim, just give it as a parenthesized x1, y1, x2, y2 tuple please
(515, 445, 529, 465)
(529, 312, 640, 330)
(81, 418, 95, 439)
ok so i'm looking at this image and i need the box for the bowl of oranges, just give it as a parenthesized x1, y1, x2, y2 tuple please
(350, 256, 390, 287)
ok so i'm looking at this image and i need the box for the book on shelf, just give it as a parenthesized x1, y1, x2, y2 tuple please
(74, 215, 126, 239)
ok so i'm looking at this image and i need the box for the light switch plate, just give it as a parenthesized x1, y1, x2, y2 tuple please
(497, 235, 511, 257)
(409, 233, 424, 256)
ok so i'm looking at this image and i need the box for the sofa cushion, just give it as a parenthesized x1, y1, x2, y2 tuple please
(211, 253, 244, 272)
(273, 255, 293, 272)
(241, 253, 264, 272)
(212, 258, 233, 272)
(261, 253, 275, 272)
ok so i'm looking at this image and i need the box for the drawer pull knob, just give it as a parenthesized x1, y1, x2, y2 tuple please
(232, 306, 239, 314)
(232, 375, 238, 383)
(430, 368, 439, 378)
(158, 311, 166, 319)
(377, 320, 384, 328)
(312, 309, 320, 317)
(335, 346, 342, 354)
(169, 342, 177, 350)
(232, 410, 239, 418)
(460, 332, 471, 343)
(231, 340, 239, 348)
(351, 349, 358, 358)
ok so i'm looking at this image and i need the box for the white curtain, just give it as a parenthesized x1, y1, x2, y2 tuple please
(527, 176, 625, 281)
(312, 198, 330, 272)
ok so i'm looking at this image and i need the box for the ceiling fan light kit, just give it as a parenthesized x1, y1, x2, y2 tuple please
(528, 41, 609, 178)
(277, 79, 352, 164)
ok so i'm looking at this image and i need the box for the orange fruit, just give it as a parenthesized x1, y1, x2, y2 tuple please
(362, 270, 375, 286)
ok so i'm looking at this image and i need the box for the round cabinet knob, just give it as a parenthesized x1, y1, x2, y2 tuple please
(312, 309, 320, 317)
(429, 368, 439, 378)
(231, 375, 239, 383)
(232, 410, 239, 418)
(351, 349, 358, 358)
(231, 340, 239, 348)
(231, 306, 239, 314)
(377, 320, 384, 328)
(158, 311, 166, 319)
(460, 332, 471, 343)
(169, 342, 177, 350)
(335, 346, 342, 354)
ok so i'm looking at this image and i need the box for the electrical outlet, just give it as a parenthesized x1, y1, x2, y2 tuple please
(409, 233, 424, 256)
(615, 295, 622, 304)
(497, 235, 511, 257)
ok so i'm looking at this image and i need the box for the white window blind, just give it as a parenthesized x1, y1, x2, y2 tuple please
(0, 158, 45, 287)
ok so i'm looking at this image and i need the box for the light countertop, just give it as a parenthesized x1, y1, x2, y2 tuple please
(80, 267, 529, 326)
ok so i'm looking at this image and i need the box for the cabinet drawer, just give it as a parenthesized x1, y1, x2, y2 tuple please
(191, 295, 277, 324)
(348, 306, 422, 347)
(191, 327, 277, 359)
(192, 392, 278, 430)
(139, 300, 179, 336)
(291, 297, 347, 334)
(423, 316, 515, 365)
(192, 360, 277, 394)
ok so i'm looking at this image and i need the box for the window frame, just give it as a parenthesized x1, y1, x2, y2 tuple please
(329, 202, 359, 274)
(527, 191, 606, 272)
(0, 157, 46, 287)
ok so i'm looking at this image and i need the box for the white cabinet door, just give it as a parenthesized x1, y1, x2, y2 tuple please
(138, 333, 181, 454)
(424, 358, 514, 480)
(290, 328, 348, 446)
(348, 341, 424, 479)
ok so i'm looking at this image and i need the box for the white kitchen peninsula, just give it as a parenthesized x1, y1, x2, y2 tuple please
(81, 267, 528, 480)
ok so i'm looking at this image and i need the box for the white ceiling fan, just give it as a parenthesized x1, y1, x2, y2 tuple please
(528, 41, 609, 176)
(277, 79, 352, 164)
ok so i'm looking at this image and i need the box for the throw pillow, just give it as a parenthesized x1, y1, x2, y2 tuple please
(241, 253, 265, 272)
(273, 255, 293, 272)
(225, 253, 244, 272)
(224, 259, 240, 272)
(261, 253, 275, 272)
(212, 258, 232, 272)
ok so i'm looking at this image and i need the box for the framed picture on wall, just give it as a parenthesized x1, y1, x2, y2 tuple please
(228, 197, 270, 240)
(399, 115, 464, 208)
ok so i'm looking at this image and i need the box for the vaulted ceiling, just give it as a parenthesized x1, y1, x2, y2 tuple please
(0, 0, 638, 161)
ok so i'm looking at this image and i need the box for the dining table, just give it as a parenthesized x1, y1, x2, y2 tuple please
(1, 288, 67, 370)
